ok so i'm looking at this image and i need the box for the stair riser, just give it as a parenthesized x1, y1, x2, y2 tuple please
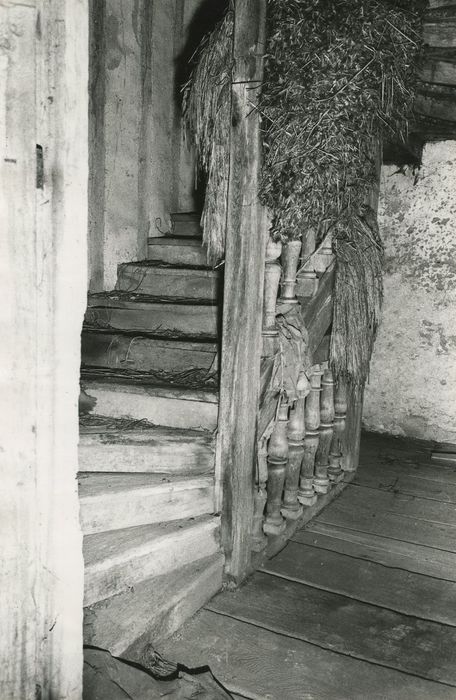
(79, 479, 214, 535)
(85, 304, 218, 338)
(171, 220, 201, 238)
(147, 241, 208, 267)
(83, 554, 224, 656)
(83, 384, 218, 431)
(78, 442, 214, 475)
(81, 333, 218, 376)
(84, 518, 220, 606)
(116, 266, 219, 301)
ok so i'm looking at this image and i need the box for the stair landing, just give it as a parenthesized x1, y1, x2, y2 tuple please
(157, 432, 456, 699)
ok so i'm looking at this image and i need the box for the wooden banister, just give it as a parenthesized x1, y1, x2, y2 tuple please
(263, 397, 289, 536)
(281, 396, 305, 520)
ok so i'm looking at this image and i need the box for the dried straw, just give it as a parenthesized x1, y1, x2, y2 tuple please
(183, 9, 234, 265)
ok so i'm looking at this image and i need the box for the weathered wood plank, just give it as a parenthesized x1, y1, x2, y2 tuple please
(81, 331, 218, 374)
(78, 473, 215, 535)
(81, 379, 219, 430)
(84, 553, 224, 655)
(420, 57, 456, 85)
(79, 422, 215, 474)
(317, 494, 456, 552)
(326, 483, 456, 526)
(84, 516, 220, 606)
(208, 572, 456, 684)
(216, 0, 267, 582)
(354, 465, 456, 503)
(116, 263, 220, 300)
(86, 295, 218, 338)
(424, 20, 456, 48)
(263, 540, 456, 625)
(295, 523, 456, 581)
(416, 86, 456, 124)
(159, 610, 456, 699)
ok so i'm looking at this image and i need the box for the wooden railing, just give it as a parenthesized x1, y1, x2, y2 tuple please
(253, 228, 356, 556)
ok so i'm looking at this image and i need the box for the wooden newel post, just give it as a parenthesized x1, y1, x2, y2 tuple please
(328, 377, 347, 483)
(263, 397, 289, 535)
(262, 237, 282, 357)
(298, 366, 320, 506)
(297, 228, 318, 298)
(314, 367, 334, 494)
(251, 438, 269, 552)
(279, 239, 301, 304)
(281, 396, 305, 520)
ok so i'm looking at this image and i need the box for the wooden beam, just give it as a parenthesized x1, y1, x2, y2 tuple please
(420, 56, 456, 85)
(416, 83, 456, 125)
(0, 0, 88, 697)
(423, 19, 456, 48)
(216, 0, 267, 584)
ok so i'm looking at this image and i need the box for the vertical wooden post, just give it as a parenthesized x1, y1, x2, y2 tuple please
(298, 366, 320, 506)
(251, 438, 269, 552)
(262, 236, 282, 357)
(263, 398, 289, 535)
(328, 378, 347, 483)
(281, 397, 305, 520)
(1, 0, 88, 696)
(279, 239, 301, 304)
(297, 228, 318, 298)
(314, 367, 333, 494)
(216, 0, 267, 584)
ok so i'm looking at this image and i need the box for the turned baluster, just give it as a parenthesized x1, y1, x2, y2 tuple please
(281, 396, 305, 520)
(251, 437, 269, 552)
(263, 398, 289, 536)
(314, 367, 334, 495)
(328, 377, 347, 483)
(298, 366, 321, 506)
(262, 237, 282, 357)
(279, 239, 301, 304)
(297, 228, 318, 298)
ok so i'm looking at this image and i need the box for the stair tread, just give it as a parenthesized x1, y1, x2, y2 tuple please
(81, 330, 218, 350)
(148, 236, 204, 248)
(83, 553, 224, 655)
(87, 291, 217, 308)
(83, 515, 221, 606)
(118, 261, 217, 276)
(79, 414, 213, 439)
(78, 472, 213, 498)
(82, 378, 218, 403)
(171, 212, 200, 222)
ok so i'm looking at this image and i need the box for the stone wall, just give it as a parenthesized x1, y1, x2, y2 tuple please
(363, 141, 456, 444)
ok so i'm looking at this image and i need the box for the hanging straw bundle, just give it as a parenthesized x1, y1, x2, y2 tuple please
(184, 0, 424, 385)
(183, 9, 234, 265)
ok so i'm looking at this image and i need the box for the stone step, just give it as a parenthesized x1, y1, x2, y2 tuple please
(170, 212, 202, 238)
(78, 472, 215, 535)
(83, 515, 221, 607)
(79, 418, 215, 475)
(147, 236, 209, 267)
(81, 331, 218, 381)
(116, 262, 219, 301)
(84, 552, 224, 656)
(80, 379, 219, 431)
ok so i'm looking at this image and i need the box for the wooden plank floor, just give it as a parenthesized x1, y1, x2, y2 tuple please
(158, 432, 456, 699)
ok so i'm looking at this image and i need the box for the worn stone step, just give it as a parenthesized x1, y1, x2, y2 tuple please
(79, 418, 215, 475)
(83, 552, 224, 655)
(147, 236, 209, 267)
(116, 262, 219, 301)
(78, 472, 215, 535)
(83, 515, 221, 607)
(85, 293, 218, 338)
(81, 332, 218, 381)
(80, 379, 219, 430)
(170, 212, 202, 238)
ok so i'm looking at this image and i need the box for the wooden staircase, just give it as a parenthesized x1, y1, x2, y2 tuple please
(79, 213, 224, 655)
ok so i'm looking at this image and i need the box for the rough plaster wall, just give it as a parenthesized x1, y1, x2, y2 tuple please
(363, 141, 456, 443)
(89, 0, 180, 290)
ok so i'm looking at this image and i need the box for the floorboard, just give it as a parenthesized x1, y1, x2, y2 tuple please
(159, 610, 455, 700)
(262, 540, 456, 625)
(157, 432, 456, 699)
